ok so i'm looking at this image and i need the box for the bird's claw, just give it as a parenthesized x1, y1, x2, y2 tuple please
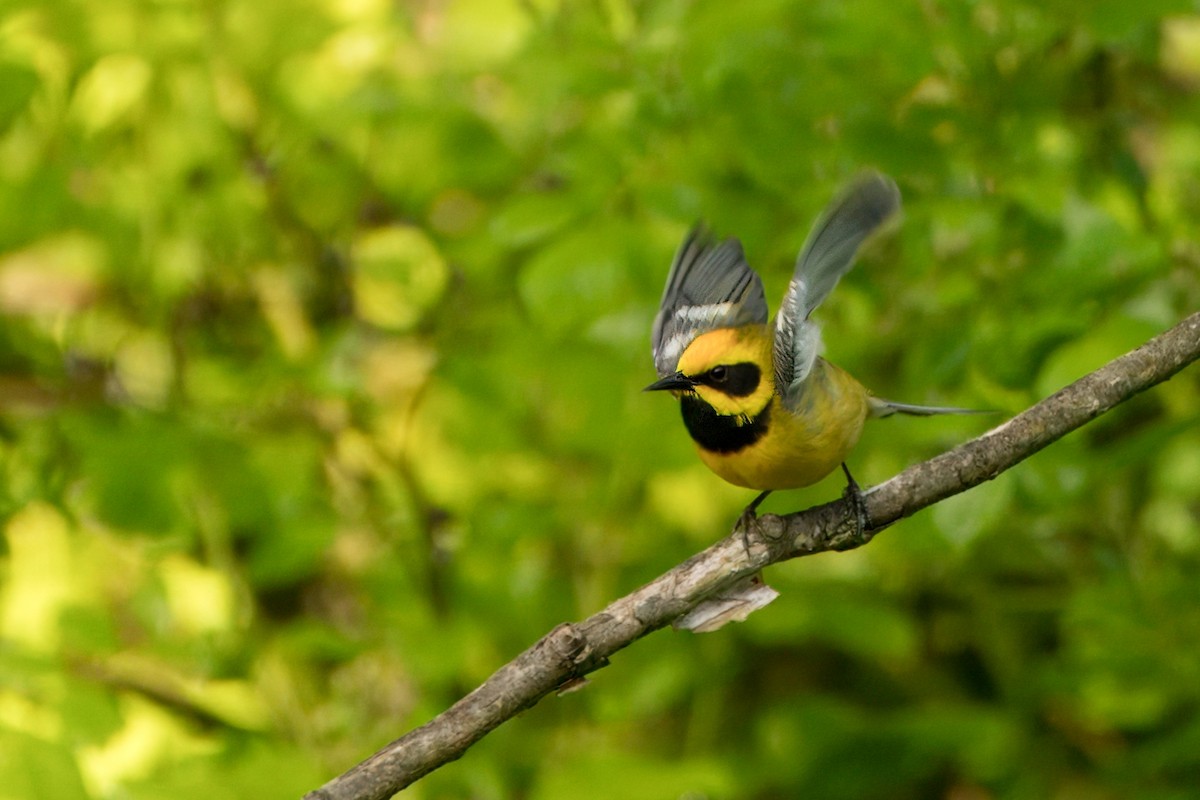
(735, 506, 759, 558)
(840, 463, 871, 541)
(735, 490, 772, 557)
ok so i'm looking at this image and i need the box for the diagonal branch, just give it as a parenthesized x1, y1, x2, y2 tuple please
(305, 311, 1200, 800)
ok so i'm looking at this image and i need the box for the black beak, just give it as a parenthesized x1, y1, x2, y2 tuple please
(643, 372, 696, 392)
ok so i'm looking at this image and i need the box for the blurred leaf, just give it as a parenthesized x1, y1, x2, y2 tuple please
(0, 61, 38, 133)
(352, 226, 448, 331)
(0, 729, 90, 800)
(518, 224, 636, 337)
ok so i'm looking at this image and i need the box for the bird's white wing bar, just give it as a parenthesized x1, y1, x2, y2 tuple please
(652, 227, 768, 377)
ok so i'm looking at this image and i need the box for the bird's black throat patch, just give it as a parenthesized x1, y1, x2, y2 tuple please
(680, 395, 771, 454)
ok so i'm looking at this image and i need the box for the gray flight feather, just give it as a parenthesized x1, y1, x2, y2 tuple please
(774, 173, 901, 402)
(651, 226, 768, 377)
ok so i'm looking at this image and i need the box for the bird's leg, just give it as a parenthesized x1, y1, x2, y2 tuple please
(735, 490, 772, 556)
(737, 489, 771, 528)
(840, 463, 871, 540)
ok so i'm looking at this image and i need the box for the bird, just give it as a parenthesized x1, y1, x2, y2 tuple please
(645, 172, 975, 529)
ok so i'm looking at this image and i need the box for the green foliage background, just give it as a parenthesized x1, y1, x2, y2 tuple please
(2, 0, 1200, 798)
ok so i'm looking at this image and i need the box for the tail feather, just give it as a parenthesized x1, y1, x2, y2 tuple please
(869, 397, 991, 418)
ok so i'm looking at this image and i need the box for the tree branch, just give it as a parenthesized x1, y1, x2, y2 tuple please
(304, 311, 1200, 800)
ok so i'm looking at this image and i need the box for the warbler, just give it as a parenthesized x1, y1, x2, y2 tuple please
(646, 172, 972, 521)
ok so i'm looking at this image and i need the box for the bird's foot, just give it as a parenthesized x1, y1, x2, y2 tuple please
(735, 490, 772, 557)
(840, 463, 871, 542)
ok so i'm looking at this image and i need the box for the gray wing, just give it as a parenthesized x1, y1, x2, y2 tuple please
(652, 226, 768, 377)
(774, 173, 901, 400)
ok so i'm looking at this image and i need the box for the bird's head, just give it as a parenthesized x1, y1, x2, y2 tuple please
(644, 327, 773, 417)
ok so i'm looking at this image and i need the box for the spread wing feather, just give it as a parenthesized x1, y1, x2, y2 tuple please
(652, 226, 768, 377)
(774, 173, 900, 402)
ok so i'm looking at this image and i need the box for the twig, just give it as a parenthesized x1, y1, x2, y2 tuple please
(304, 311, 1200, 800)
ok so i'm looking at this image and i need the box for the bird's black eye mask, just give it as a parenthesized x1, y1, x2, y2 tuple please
(695, 363, 761, 398)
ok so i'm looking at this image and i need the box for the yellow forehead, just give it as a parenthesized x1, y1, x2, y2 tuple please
(677, 326, 770, 376)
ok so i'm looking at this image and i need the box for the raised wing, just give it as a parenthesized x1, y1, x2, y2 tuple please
(652, 226, 768, 377)
(774, 173, 901, 400)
